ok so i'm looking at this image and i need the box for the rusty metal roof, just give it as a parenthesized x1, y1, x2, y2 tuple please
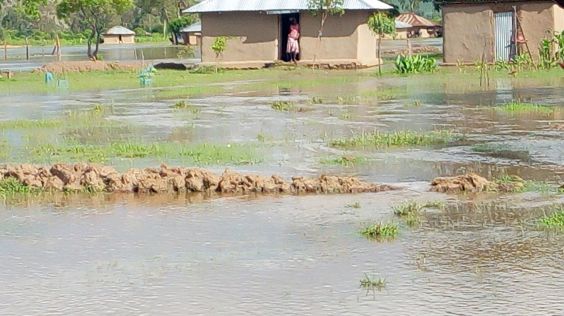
(184, 0, 393, 13)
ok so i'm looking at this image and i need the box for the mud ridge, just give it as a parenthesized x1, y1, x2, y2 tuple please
(0, 164, 396, 195)
(430, 173, 543, 193)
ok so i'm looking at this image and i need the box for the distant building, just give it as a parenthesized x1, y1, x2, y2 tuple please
(103, 26, 135, 44)
(180, 22, 202, 46)
(183, 0, 393, 68)
(439, 0, 564, 63)
(394, 20, 413, 39)
(396, 13, 441, 38)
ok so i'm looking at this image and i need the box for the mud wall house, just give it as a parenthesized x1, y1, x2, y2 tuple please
(103, 26, 136, 44)
(180, 22, 202, 46)
(395, 13, 441, 38)
(393, 20, 413, 39)
(183, 0, 393, 67)
(439, 0, 564, 64)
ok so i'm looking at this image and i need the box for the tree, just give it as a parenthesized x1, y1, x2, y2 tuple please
(368, 12, 395, 76)
(307, 0, 344, 62)
(168, 15, 195, 44)
(56, 0, 132, 60)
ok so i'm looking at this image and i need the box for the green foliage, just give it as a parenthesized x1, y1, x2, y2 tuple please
(211, 36, 227, 58)
(539, 208, 564, 229)
(360, 223, 399, 240)
(271, 101, 296, 112)
(307, 0, 345, 16)
(496, 101, 553, 114)
(395, 54, 438, 74)
(56, 0, 133, 58)
(368, 12, 396, 76)
(0, 177, 37, 198)
(330, 130, 462, 148)
(367, 12, 395, 37)
(538, 31, 564, 69)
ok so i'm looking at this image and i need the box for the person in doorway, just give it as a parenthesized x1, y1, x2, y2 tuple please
(287, 18, 300, 64)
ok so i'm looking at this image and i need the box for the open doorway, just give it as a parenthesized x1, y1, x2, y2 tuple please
(279, 13, 300, 61)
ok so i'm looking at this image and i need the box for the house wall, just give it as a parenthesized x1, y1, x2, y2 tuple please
(299, 10, 375, 65)
(555, 4, 564, 32)
(200, 10, 380, 66)
(443, 1, 557, 64)
(103, 35, 135, 44)
(201, 12, 278, 64)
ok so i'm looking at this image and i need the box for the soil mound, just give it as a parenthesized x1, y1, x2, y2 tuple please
(430, 173, 493, 193)
(0, 164, 396, 195)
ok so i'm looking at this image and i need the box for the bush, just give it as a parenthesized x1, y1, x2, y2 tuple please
(395, 54, 438, 74)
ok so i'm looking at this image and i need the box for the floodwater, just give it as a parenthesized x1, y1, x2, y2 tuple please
(0, 69, 563, 314)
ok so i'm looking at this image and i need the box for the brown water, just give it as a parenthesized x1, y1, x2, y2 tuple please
(0, 70, 563, 314)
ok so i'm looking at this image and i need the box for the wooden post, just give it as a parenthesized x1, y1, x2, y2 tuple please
(3, 41, 6, 61)
(25, 37, 30, 60)
(56, 34, 61, 61)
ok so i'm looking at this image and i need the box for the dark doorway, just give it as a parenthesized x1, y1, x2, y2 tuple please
(279, 13, 300, 61)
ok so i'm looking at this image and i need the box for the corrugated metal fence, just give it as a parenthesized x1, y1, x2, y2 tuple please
(494, 12, 514, 61)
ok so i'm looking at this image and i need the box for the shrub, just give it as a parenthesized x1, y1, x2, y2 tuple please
(395, 54, 438, 74)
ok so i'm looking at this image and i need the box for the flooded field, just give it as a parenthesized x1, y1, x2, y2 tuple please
(0, 67, 563, 314)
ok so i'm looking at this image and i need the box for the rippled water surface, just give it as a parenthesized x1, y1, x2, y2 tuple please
(1, 68, 563, 314)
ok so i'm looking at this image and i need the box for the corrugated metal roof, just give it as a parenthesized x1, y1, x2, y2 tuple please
(104, 26, 135, 35)
(396, 13, 438, 27)
(395, 20, 412, 29)
(180, 22, 202, 33)
(184, 0, 393, 13)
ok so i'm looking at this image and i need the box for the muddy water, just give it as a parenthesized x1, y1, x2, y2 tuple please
(1, 190, 563, 315)
(1, 70, 563, 314)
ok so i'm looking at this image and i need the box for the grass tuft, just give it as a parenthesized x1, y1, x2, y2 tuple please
(360, 274, 386, 290)
(539, 208, 564, 229)
(360, 223, 398, 240)
(331, 130, 462, 148)
(496, 101, 554, 114)
(271, 101, 297, 112)
(0, 177, 37, 198)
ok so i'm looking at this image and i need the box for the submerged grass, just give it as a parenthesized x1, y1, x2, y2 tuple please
(496, 101, 554, 114)
(360, 223, 398, 240)
(539, 208, 564, 230)
(393, 200, 445, 227)
(360, 274, 386, 290)
(321, 155, 367, 166)
(331, 130, 462, 148)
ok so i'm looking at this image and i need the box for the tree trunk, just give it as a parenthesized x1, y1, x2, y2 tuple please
(93, 32, 101, 60)
(377, 36, 382, 76)
(87, 32, 94, 59)
(313, 12, 329, 65)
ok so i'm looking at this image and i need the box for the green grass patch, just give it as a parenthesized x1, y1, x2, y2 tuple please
(28, 142, 261, 165)
(539, 208, 564, 230)
(0, 177, 39, 198)
(360, 223, 398, 240)
(271, 101, 297, 112)
(493, 175, 557, 193)
(321, 155, 367, 166)
(496, 101, 554, 114)
(331, 130, 462, 148)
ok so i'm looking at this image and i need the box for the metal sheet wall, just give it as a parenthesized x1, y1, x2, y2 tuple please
(494, 12, 514, 61)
